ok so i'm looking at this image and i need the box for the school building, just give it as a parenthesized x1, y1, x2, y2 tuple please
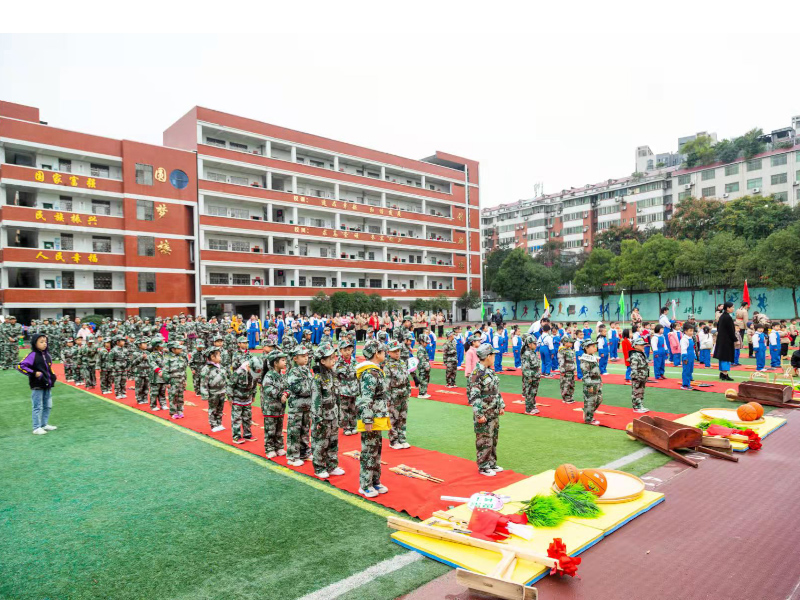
(0, 100, 481, 321)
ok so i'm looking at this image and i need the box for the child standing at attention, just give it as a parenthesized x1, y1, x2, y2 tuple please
(651, 324, 667, 380)
(558, 336, 576, 404)
(464, 333, 482, 403)
(621, 328, 632, 381)
(356, 340, 390, 498)
(416, 333, 432, 398)
(286, 346, 313, 464)
(511, 326, 523, 369)
(539, 324, 554, 376)
(769, 323, 782, 369)
(753, 324, 767, 371)
(596, 325, 609, 374)
(573, 330, 585, 380)
(199, 347, 229, 433)
(468, 344, 505, 477)
(680, 323, 696, 390)
(579, 339, 603, 426)
(629, 338, 650, 413)
(17, 333, 58, 435)
(311, 343, 345, 480)
(261, 350, 289, 456)
(698, 325, 713, 367)
(334, 339, 359, 435)
(442, 329, 458, 387)
(521, 335, 542, 415)
(668, 322, 682, 367)
(609, 323, 619, 360)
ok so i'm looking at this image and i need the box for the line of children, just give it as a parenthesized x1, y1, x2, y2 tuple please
(521, 335, 542, 415)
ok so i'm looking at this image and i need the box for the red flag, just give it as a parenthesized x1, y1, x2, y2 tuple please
(743, 280, 751, 306)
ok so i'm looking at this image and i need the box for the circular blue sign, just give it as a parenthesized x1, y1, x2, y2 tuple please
(170, 169, 189, 190)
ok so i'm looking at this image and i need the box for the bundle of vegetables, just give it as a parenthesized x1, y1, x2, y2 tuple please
(555, 483, 602, 518)
(698, 418, 762, 450)
(518, 484, 602, 527)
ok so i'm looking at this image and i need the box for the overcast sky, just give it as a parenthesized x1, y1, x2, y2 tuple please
(2, 2, 798, 208)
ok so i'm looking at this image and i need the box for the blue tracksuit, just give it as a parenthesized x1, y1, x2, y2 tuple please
(597, 335, 608, 374)
(609, 330, 619, 359)
(277, 320, 285, 341)
(653, 335, 667, 378)
(539, 334, 553, 375)
(512, 335, 522, 368)
(754, 332, 767, 370)
(583, 328, 593, 340)
(456, 334, 465, 367)
(769, 332, 781, 368)
(574, 340, 584, 379)
(428, 332, 437, 362)
(681, 338, 694, 388)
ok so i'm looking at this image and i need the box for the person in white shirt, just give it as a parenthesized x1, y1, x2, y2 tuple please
(527, 308, 551, 337)
(658, 307, 672, 331)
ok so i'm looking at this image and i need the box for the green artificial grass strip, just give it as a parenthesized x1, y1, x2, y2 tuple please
(335, 559, 450, 600)
(519, 494, 566, 527)
(555, 483, 602, 518)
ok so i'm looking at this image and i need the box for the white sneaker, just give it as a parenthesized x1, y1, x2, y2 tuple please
(418, 394, 431, 399)
(287, 459, 304, 467)
(492, 466, 504, 472)
(151, 406, 160, 411)
(316, 471, 330, 480)
(211, 425, 226, 432)
(276, 449, 286, 456)
(32, 428, 47, 435)
(375, 484, 389, 494)
(359, 487, 379, 498)
(525, 409, 540, 415)
(633, 407, 650, 413)
(389, 443, 403, 450)
(43, 425, 57, 431)
(479, 468, 496, 477)
(330, 467, 345, 476)
(401, 442, 411, 449)
(266, 451, 277, 458)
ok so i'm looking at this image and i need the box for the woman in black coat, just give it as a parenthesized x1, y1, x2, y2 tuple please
(713, 301, 736, 381)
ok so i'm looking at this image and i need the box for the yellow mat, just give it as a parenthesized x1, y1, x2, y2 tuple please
(675, 411, 787, 452)
(390, 469, 665, 585)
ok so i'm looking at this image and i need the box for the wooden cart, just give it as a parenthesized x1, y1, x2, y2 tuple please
(629, 415, 737, 468)
(725, 380, 800, 409)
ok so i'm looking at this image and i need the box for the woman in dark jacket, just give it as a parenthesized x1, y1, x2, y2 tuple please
(17, 333, 58, 434)
(713, 302, 736, 382)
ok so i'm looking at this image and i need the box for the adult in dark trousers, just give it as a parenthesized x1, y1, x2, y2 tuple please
(492, 309, 504, 327)
(714, 301, 736, 382)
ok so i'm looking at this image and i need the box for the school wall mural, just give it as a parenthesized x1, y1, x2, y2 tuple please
(486, 286, 800, 322)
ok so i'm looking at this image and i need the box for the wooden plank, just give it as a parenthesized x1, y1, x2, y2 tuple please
(456, 569, 538, 600)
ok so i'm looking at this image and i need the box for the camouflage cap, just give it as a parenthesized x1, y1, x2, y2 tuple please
(86, 336, 95, 342)
(292, 346, 310, 357)
(196, 340, 206, 348)
(338, 338, 354, 350)
(237, 336, 248, 343)
(446, 329, 455, 337)
(402, 316, 412, 323)
(65, 337, 74, 343)
(166, 341, 182, 350)
(7, 315, 15, 320)
(266, 349, 288, 364)
(417, 334, 427, 344)
(524, 334, 537, 346)
(376, 331, 389, 343)
(363, 339, 387, 359)
(470, 333, 483, 344)
(212, 334, 224, 342)
(476, 343, 496, 360)
(248, 355, 263, 372)
(633, 337, 646, 346)
(150, 336, 164, 347)
(387, 339, 403, 352)
(582, 339, 597, 349)
(136, 337, 149, 345)
(203, 347, 220, 359)
(561, 335, 572, 344)
(315, 342, 336, 359)
(404, 331, 415, 341)
(112, 335, 124, 343)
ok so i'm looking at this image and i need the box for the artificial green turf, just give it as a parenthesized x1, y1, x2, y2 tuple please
(0, 372, 445, 600)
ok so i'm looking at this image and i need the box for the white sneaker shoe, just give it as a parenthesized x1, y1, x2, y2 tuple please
(375, 484, 389, 494)
(633, 407, 650, 413)
(211, 425, 226, 432)
(42, 425, 57, 431)
(316, 471, 330, 479)
(32, 428, 47, 435)
(266, 451, 277, 458)
(418, 394, 431, 399)
(276, 449, 286, 456)
(401, 442, 411, 449)
(492, 466, 504, 472)
(287, 459, 304, 467)
(359, 487, 379, 498)
(330, 467, 345, 476)
(479, 468, 496, 477)
(389, 443, 403, 450)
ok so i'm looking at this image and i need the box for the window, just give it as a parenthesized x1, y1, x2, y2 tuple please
(91, 200, 111, 215)
(230, 240, 249, 252)
(724, 164, 739, 176)
(598, 205, 619, 216)
(319, 247, 329, 258)
(797, 170, 800, 182)
(797, 188, 800, 201)
(207, 172, 227, 182)
(135, 163, 153, 185)
(62, 271, 75, 289)
(746, 159, 762, 171)
(209, 273, 229, 285)
(93, 272, 113, 290)
(58, 195, 73, 211)
(138, 236, 155, 257)
(678, 175, 691, 185)
(232, 273, 250, 285)
(701, 169, 715, 181)
(60, 234, 74, 251)
(229, 207, 249, 219)
(229, 141, 248, 152)
(367, 171, 380, 178)
(771, 154, 788, 167)
(92, 236, 112, 253)
(369, 278, 382, 288)
(774, 191, 788, 202)
(299, 276, 307, 286)
(311, 276, 326, 287)
(724, 182, 739, 193)
(637, 196, 663, 209)
(138, 273, 156, 292)
(637, 212, 664, 224)
(771, 173, 787, 185)
(701, 186, 715, 198)
(678, 191, 692, 201)
(136, 199, 154, 220)
(206, 137, 226, 148)
(562, 225, 584, 235)
(747, 177, 762, 190)
(58, 159, 72, 173)
(309, 159, 325, 168)
(229, 175, 248, 186)
(208, 238, 228, 250)
(90, 164, 110, 178)
(207, 204, 227, 217)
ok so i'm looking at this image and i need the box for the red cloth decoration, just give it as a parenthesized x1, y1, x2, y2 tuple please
(467, 509, 529, 541)
(743, 280, 751, 306)
(547, 538, 581, 577)
(705, 424, 762, 451)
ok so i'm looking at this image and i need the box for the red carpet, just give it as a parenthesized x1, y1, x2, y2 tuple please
(414, 384, 683, 430)
(51, 364, 527, 519)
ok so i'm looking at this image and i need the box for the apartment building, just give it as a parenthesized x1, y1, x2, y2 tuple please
(0, 101, 198, 323)
(163, 107, 480, 318)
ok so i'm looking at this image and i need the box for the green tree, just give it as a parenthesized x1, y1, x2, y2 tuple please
(330, 292, 352, 315)
(718, 195, 794, 242)
(367, 293, 385, 314)
(743, 223, 800, 317)
(704, 232, 748, 300)
(574, 247, 616, 304)
(663, 197, 724, 241)
(483, 248, 511, 292)
(714, 138, 739, 163)
(736, 128, 765, 159)
(428, 294, 451, 314)
(349, 291, 371, 314)
(638, 234, 681, 307)
(456, 289, 482, 311)
(611, 240, 647, 298)
(309, 291, 331, 315)
(493, 248, 559, 316)
(384, 299, 401, 314)
(410, 298, 430, 313)
(674, 239, 707, 313)
(535, 240, 564, 268)
(594, 224, 649, 255)
(681, 135, 716, 168)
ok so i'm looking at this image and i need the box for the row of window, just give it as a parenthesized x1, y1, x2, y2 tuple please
(687, 152, 797, 184)
(54, 159, 110, 178)
(43, 272, 154, 292)
(637, 212, 664, 224)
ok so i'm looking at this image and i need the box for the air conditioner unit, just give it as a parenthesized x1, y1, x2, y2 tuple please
(583, 226, 588, 232)
(554, 232, 560, 237)
(637, 208, 642, 213)
(684, 184, 692, 190)
(723, 193, 729, 198)
(547, 224, 553, 229)
(583, 211, 589, 218)
(752, 188, 760, 194)
(793, 181, 799, 186)
(583, 241, 589, 247)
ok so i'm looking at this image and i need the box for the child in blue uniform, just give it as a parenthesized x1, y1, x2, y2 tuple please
(573, 331, 584, 380)
(651, 324, 667, 380)
(609, 324, 619, 360)
(539, 324, 554, 376)
(680, 323, 695, 390)
(511, 326, 523, 368)
(753, 324, 767, 371)
(582, 321, 593, 341)
(596, 325, 609, 374)
(769, 324, 781, 368)
(455, 326, 465, 367)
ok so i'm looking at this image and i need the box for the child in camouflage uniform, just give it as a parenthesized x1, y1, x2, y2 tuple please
(442, 329, 458, 387)
(558, 335, 577, 404)
(579, 339, 603, 425)
(227, 354, 261, 443)
(61, 338, 77, 382)
(356, 340, 390, 498)
(261, 349, 288, 457)
(82, 337, 98, 388)
(73, 337, 85, 385)
(189, 340, 206, 384)
(211, 335, 230, 370)
(385, 339, 411, 450)
(311, 343, 345, 479)
(286, 346, 313, 464)
(282, 331, 297, 353)
(521, 335, 542, 415)
(199, 347, 228, 432)
(130, 337, 151, 405)
(334, 339, 359, 436)
(161, 341, 188, 418)
(230, 336, 249, 371)
(415, 334, 431, 398)
(148, 337, 168, 411)
(97, 339, 112, 392)
(468, 344, 505, 477)
(110, 336, 128, 399)
(629, 338, 650, 413)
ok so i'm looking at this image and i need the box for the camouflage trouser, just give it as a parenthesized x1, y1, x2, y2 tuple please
(187, 337, 197, 353)
(168, 381, 186, 414)
(631, 379, 646, 410)
(339, 395, 357, 433)
(523, 374, 541, 412)
(82, 365, 96, 388)
(207, 392, 225, 427)
(474, 414, 499, 471)
(312, 418, 339, 475)
(231, 403, 252, 439)
(64, 363, 77, 381)
(388, 389, 409, 445)
(582, 383, 603, 423)
(2, 342, 16, 367)
(100, 370, 112, 392)
(359, 430, 383, 490)
(445, 362, 457, 386)
(559, 371, 576, 403)
(417, 368, 430, 395)
(263, 415, 284, 453)
(73, 364, 84, 384)
(112, 370, 127, 397)
(150, 382, 167, 408)
(286, 409, 311, 460)
(134, 376, 150, 404)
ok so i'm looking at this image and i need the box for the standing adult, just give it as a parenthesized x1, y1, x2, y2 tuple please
(713, 302, 736, 382)
(436, 312, 445, 338)
(630, 307, 642, 329)
(246, 315, 261, 350)
(73, 316, 82, 336)
(492, 309, 503, 327)
(735, 302, 749, 341)
(714, 304, 724, 327)
(658, 307, 671, 330)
